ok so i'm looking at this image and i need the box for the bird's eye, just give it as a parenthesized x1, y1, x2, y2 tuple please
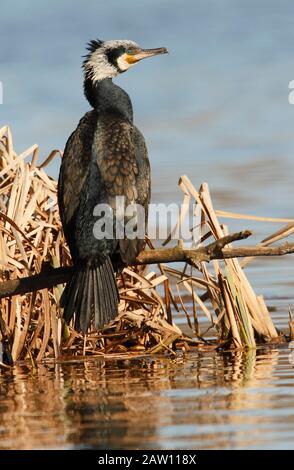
(126, 48, 135, 55)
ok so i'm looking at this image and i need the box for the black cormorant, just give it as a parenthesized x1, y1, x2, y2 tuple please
(58, 39, 167, 332)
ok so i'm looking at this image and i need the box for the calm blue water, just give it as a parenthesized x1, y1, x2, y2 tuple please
(1, 0, 294, 213)
(1, 0, 294, 450)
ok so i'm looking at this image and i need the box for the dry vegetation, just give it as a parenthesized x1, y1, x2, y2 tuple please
(0, 126, 294, 366)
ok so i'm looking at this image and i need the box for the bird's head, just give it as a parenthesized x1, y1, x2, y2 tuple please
(83, 39, 168, 82)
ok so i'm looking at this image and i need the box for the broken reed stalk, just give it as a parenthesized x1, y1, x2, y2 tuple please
(0, 126, 293, 364)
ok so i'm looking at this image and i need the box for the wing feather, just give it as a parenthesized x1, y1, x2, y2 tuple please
(92, 113, 150, 264)
(58, 111, 98, 245)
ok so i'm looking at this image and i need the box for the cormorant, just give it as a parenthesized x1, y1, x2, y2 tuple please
(58, 39, 168, 332)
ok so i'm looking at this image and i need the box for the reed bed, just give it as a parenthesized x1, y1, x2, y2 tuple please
(0, 126, 293, 365)
(163, 175, 294, 349)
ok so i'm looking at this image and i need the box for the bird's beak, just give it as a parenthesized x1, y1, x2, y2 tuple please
(126, 47, 168, 64)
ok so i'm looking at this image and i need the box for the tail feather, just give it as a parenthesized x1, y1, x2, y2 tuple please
(102, 263, 112, 323)
(105, 257, 118, 314)
(97, 263, 107, 327)
(74, 269, 87, 329)
(99, 265, 110, 327)
(92, 267, 100, 328)
(60, 256, 119, 333)
(80, 267, 93, 332)
(61, 268, 80, 323)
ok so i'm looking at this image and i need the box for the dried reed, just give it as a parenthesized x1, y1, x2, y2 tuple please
(0, 126, 292, 365)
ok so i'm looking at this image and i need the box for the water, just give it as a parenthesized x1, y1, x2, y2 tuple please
(0, 348, 293, 450)
(1, 0, 294, 450)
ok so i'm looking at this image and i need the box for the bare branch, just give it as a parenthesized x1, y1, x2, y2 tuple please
(1, 229, 294, 300)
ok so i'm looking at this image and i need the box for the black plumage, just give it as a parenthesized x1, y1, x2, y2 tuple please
(58, 39, 167, 332)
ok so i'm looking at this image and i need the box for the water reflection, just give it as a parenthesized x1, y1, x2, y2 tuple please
(0, 347, 293, 449)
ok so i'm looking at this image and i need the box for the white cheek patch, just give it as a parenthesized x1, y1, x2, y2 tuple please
(86, 49, 118, 82)
(117, 54, 135, 72)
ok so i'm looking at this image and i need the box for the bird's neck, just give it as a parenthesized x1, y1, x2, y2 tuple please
(84, 78, 133, 122)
